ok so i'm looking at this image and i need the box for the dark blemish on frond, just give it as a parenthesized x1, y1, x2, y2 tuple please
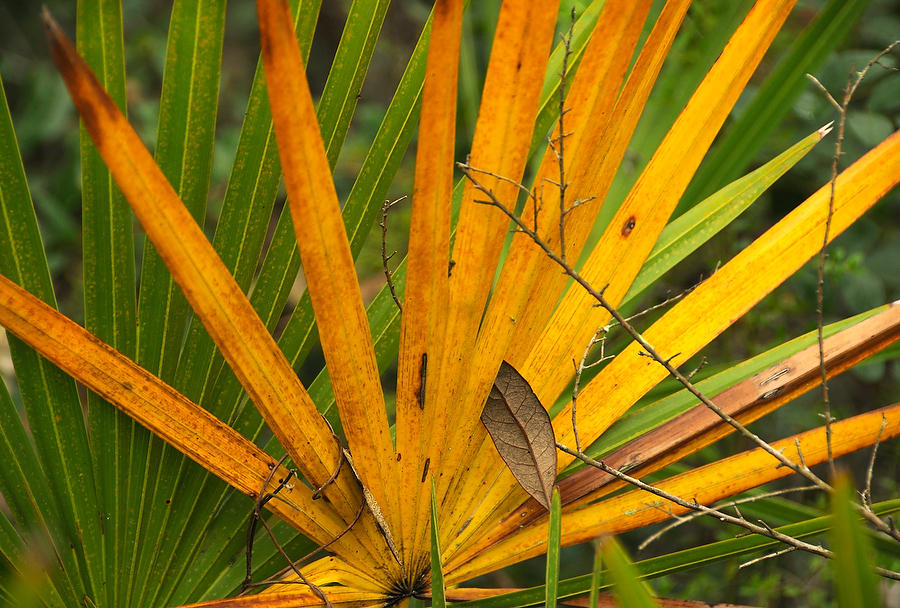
(121, 381, 133, 391)
(621, 215, 636, 237)
(448, 259, 456, 276)
(417, 353, 427, 409)
(396, 452, 401, 461)
(421, 458, 430, 483)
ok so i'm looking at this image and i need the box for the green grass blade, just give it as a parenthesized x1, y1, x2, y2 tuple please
(0, 72, 103, 605)
(623, 127, 826, 303)
(431, 477, 447, 608)
(75, 1, 137, 606)
(588, 539, 601, 608)
(831, 476, 881, 608)
(601, 537, 659, 608)
(546, 488, 562, 608)
(680, 0, 870, 211)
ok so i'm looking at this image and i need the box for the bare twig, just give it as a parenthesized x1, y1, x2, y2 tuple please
(243, 455, 291, 591)
(243, 500, 365, 596)
(571, 326, 607, 452)
(805, 40, 900, 479)
(551, 9, 576, 265)
(459, 160, 823, 485)
(253, 510, 334, 607)
(862, 414, 888, 511)
(638, 485, 818, 551)
(740, 545, 799, 570)
(557, 443, 833, 559)
(380, 196, 406, 312)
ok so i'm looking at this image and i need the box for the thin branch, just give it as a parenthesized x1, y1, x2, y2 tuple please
(254, 511, 334, 607)
(242, 454, 293, 591)
(806, 40, 900, 479)
(552, 9, 576, 265)
(380, 196, 406, 312)
(862, 414, 888, 511)
(740, 545, 798, 570)
(460, 160, 822, 485)
(638, 485, 818, 551)
(557, 443, 833, 560)
(571, 326, 607, 452)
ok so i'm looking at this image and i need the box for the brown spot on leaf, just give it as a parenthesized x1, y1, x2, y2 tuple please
(417, 353, 427, 409)
(621, 215, 636, 236)
(421, 458, 430, 483)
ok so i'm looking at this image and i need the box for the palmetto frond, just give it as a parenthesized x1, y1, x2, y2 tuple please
(0, 0, 898, 606)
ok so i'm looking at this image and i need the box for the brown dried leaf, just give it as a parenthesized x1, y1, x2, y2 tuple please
(481, 361, 557, 510)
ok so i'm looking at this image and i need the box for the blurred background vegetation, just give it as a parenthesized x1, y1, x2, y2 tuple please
(1, 0, 898, 605)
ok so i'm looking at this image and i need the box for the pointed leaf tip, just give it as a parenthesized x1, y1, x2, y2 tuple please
(481, 361, 557, 509)
(819, 121, 835, 137)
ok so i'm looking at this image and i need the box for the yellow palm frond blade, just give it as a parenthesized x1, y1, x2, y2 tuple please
(415, 0, 561, 559)
(450, 402, 900, 582)
(393, 0, 462, 569)
(523, 0, 797, 406)
(442, 0, 685, 554)
(559, 127, 900, 459)
(505, 0, 687, 371)
(256, 0, 398, 532)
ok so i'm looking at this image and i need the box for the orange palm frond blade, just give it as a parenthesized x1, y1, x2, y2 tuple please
(42, 10, 389, 562)
(256, 0, 398, 528)
(442, 0, 682, 555)
(0, 274, 369, 561)
(420, 0, 561, 556)
(392, 0, 463, 569)
(524, 0, 797, 406)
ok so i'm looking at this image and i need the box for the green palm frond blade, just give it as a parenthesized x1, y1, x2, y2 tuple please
(148, 2, 413, 602)
(0, 378, 78, 608)
(0, 72, 103, 605)
(75, 1, 137, 606)
(623, 126, 827, 303)
(125, 1, 228, 605)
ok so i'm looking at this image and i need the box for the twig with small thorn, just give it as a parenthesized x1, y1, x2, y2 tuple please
(805, 40, 900, 479)
(381, 196, 406, 312)
(862, 414, 887, 511)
